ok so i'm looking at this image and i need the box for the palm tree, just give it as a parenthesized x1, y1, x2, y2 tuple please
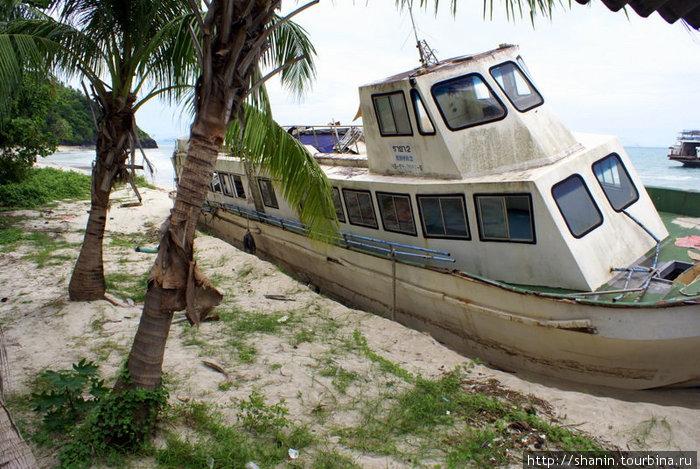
(3, 0, 198, 301)
(119, 0, 336, 392)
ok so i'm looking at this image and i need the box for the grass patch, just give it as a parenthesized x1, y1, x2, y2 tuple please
(236, 264, 255, 279)
(133, 174, 156, 190)
(108, 227, 161, 248)
(1, 223, 80, 266)
(312, 450, 360, 468)
(22, 234, 77, 267)
(336, 349, 604, 467)
(352, 330, 414, 382)
(104, 270, 149, 302)
(0, 167, 91, 209)
(0, 215, 25, 247)
(157, 398, 313, 469)
(318, 364, 359, 394)
(211, 308, 295, 363)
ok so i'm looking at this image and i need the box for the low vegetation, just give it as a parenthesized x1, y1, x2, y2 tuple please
(0, 166, 91, 209)
(2, 189, 611, 468)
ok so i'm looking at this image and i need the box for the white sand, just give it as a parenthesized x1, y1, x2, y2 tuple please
(1, 186, 697, 468)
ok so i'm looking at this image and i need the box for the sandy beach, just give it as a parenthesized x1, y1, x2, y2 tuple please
(0, 184, 698, 468)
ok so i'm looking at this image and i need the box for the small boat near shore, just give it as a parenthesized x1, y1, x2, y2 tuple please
(668, 130, 700, 167)
(174, 45, 700, 390)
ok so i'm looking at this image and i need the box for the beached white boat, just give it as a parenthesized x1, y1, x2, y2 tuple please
(173, 45, 700, 390)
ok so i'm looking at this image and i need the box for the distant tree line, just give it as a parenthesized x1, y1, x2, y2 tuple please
(46, 80, 158, 148)
(1, 76, 157, 182)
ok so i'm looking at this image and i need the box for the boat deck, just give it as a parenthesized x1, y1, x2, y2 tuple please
(512, 210, 700, 304)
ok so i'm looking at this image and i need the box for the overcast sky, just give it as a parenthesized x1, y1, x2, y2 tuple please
(137, 0, 700, 147)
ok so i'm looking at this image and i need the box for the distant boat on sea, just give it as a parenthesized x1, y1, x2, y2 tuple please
(667, 130, 700, 168)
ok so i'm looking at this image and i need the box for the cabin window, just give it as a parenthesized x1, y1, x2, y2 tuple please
(210, 173, 221, 193)
(410, 89, 435, 135)
(342, 189, 378, 229)
(490, 61, 543, 112)
(219, 172, 234, 197)
(592, 154, 638, 211)
(431, 73, 506, 131)
(331, 187, 345, 223)
(377, 192, 417, 235)
(372, 91, 413, 136)
(257, 178, 279, 209)
(232, 174, 246, 199)
(475, 194, 535, 243)
(417, 195, 470, 239)
(552, 175, 603, 238)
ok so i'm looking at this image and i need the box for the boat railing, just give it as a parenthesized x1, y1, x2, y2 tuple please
(285, 124, 364, 154)
(677, 130, 700, 141)
(203, 201, 455, 266)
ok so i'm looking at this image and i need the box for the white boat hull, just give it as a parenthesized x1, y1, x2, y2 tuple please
(199, 208, 700, 390)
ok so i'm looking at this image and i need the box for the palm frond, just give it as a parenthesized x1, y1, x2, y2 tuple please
(395, 0, 560, 22)
(4, 17, 106, 83)
(261, 13, 317, 98)
(225, 105, 338, 241)
(394, 0, 458, 16)
(140, 11, 200, 105)
(245, 64, 273, 114)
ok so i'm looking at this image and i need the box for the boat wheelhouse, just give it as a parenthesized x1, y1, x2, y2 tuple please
(174, 45, 700, 390)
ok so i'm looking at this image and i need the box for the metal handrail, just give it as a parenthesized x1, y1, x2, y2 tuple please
(204, 201, 455, 265)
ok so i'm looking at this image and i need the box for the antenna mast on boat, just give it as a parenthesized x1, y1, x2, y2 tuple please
(407, 1, 438, 67)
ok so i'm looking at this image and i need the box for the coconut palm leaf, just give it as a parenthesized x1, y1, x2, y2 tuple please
(395, 0, 560, 23)
(225, 104, 338, 242)
(262, 12, 317, 98)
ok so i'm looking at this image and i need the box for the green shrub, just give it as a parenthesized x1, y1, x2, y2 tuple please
(0, 167, 91, 209)
(58, 379, 168, 468)
(31, 359, 108, 434)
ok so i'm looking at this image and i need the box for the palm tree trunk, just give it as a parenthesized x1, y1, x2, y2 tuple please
(121, 120, 225, 391)
(69, 95, 135, 301)
(68, 164, 110, 301)
(121, 0, 274, 392)
(0, 401, 37, 469)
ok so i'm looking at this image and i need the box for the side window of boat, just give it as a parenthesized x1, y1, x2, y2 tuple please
(219, 172, 234, 197)
(257, 178, 279, 209)
(410, 89, 435, 135)
(342, 189, 378, 229)
(489, 61, 543, 112)
(592, 154, 638, 211)
(210, 173, 221, 193)
(417, 195, 470, 239)
(431, 73, 506, 131)
(372, 91, 413, 136)
(475, 194, 535, 243)
(551, 175, 603, 238)
(331, 187, 346, 223)
(376, 192, 417, 235)
(232, 174, 246, 199)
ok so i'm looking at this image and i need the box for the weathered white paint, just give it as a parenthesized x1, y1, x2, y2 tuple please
(173, 44, 699, 388)
(196, 211, 699, 390)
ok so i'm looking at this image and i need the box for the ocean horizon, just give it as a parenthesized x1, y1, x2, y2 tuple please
(43, 143, 699, 192)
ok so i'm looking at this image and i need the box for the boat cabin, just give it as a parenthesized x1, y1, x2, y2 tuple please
(196, 44, 669, 292)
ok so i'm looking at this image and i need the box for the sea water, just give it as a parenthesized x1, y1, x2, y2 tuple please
(626, 147, 699, 192)
(45, 140, 177, 190)
(43, 143, 698, 192)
